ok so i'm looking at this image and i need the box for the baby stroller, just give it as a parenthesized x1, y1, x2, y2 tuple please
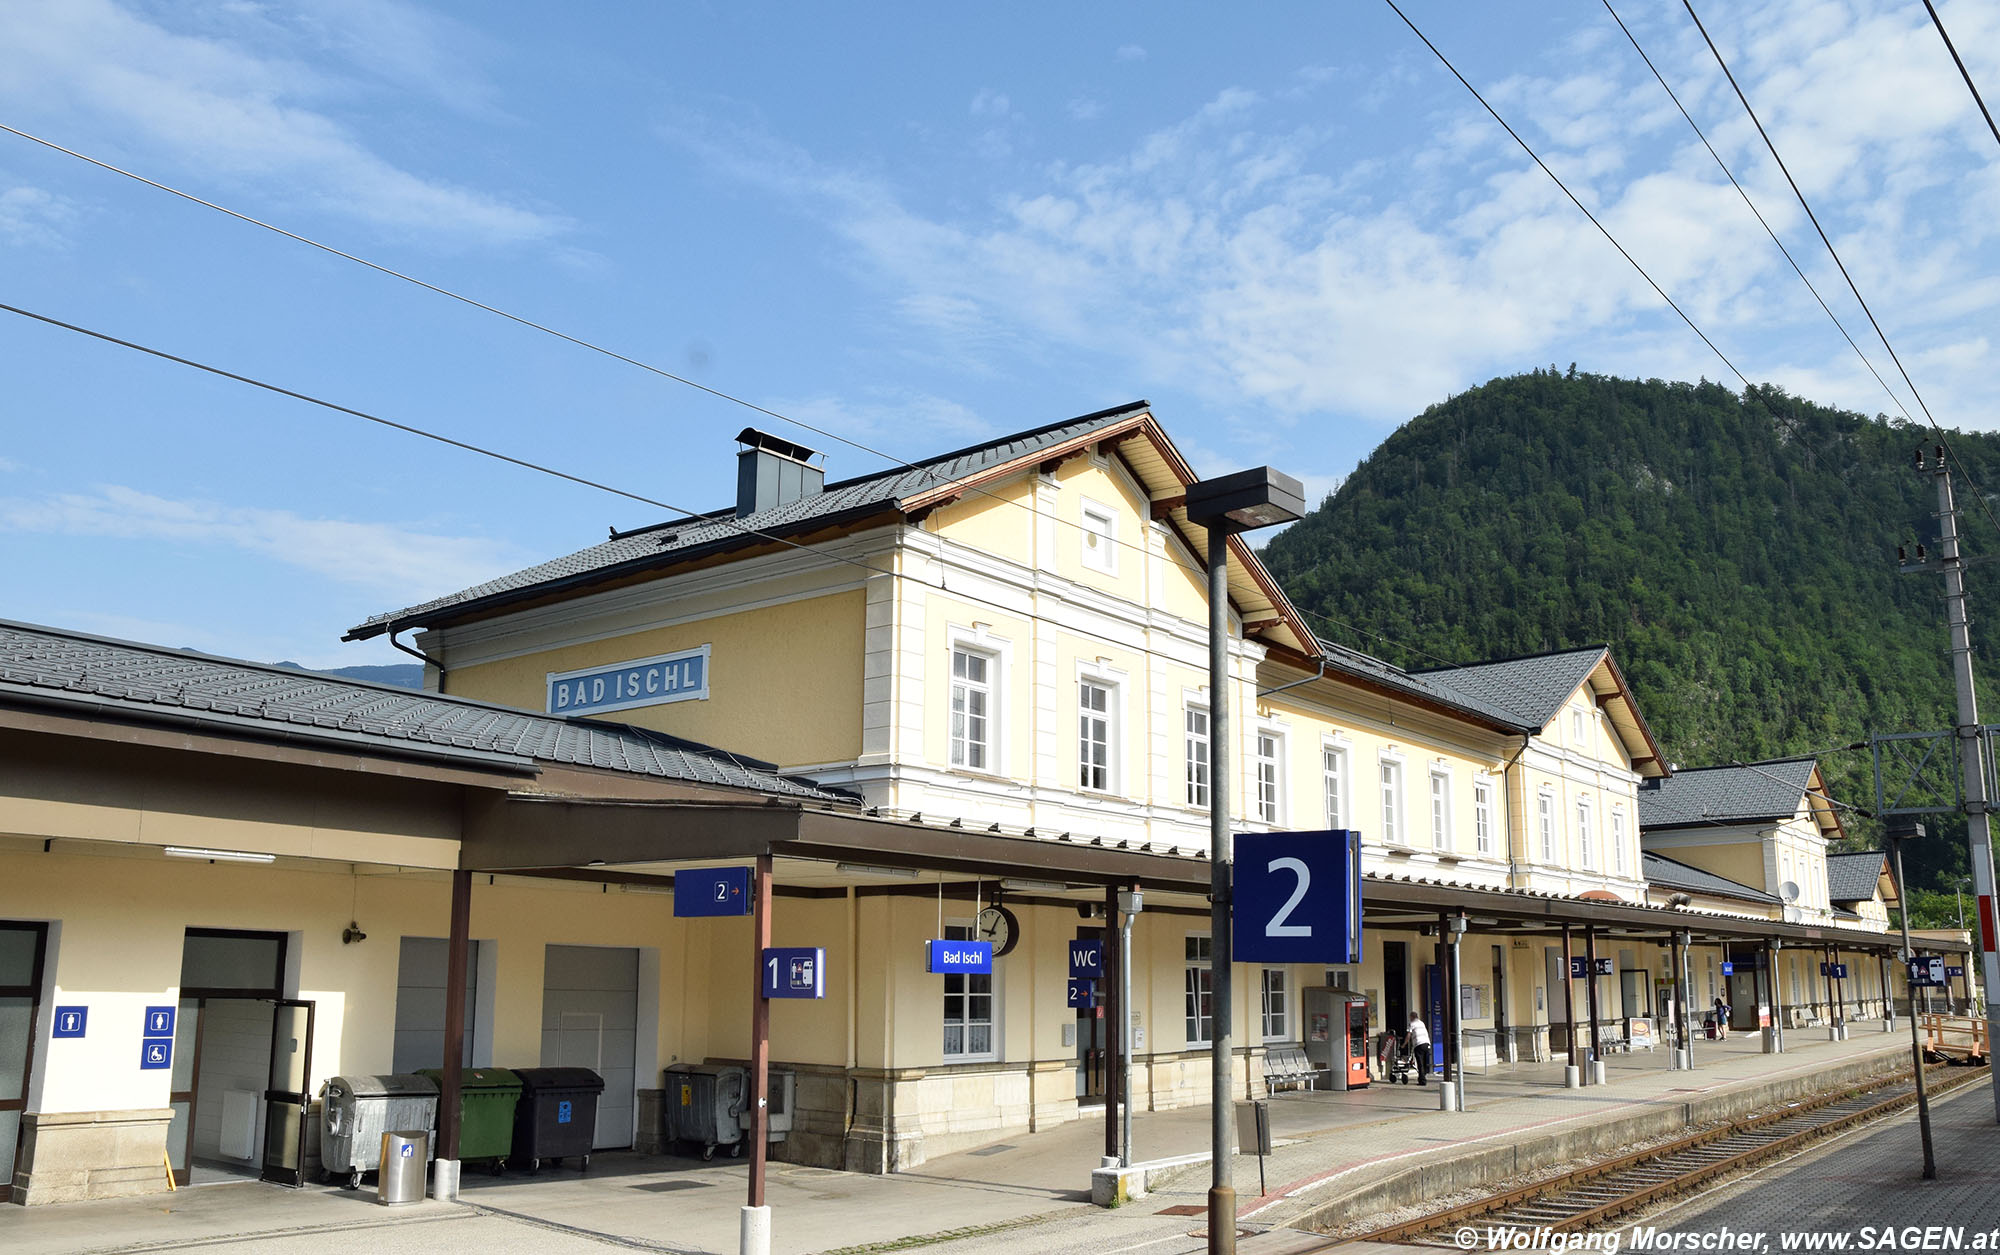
(1382, 1031, 1423, 1084)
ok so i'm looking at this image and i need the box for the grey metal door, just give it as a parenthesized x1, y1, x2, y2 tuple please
(259, 1000, 314, 1187)
(541, 946, 637, 1150)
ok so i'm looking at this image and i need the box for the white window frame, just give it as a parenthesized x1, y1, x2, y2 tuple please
(1610, 807, 1627, 876)
(945, 625, 1011, 777)
(1380, 754, 1406, 845)
(1572, 707, 1587, 744)
(1261, 967, 1290, 1042)
(1255, 726, 1286, 825)
(1577, 797, 1595, 871)
(949, 645, 996, 773)
(941, 919, 997, 1062)
(1429, 765, 1453, 850)
(1184, 702, 1211, 810)
(1080, 497, 1118, 575)
(1322, 738, 1351, 829)
(1538, 789, 1556, 863)
(1473, 775, 1495, 855)
(1185, 933, 1214, 1047)
(1079, 678, 1113, 793)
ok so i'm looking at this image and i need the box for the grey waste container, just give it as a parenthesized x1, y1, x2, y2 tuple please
(664, 1063, 744, 1160)
(377, 1131, 428, 1205)
(321, 1074, 439, 1189)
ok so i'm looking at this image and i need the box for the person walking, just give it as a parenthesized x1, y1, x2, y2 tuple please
(1712, 996, 1730, 1040)
(1407, 1011, 1432, 1085)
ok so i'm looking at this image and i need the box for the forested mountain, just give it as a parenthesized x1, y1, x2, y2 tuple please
(1260, 369, 2000, 891)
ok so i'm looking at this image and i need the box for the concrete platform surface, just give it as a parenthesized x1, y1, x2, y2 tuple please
(0, 1024, 1943, 1255)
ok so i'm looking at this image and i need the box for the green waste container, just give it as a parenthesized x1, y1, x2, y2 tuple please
(417, 1067, 523, 1175)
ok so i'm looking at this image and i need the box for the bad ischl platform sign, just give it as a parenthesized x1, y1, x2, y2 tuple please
(1232, 829, 1361, 964)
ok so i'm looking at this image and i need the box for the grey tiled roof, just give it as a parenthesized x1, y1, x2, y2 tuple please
(1638, 759, 1817, 830)
(1826, 851, 1890, 904)
(1310, 640, 1537, 732)
(1642, 851, 1781, 904)
(0, 621, 850, 800)
(1411, 648, 1606, 727)
(348, 402, 1150, 640)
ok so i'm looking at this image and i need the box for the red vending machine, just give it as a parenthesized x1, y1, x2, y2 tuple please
(1304, 988, 1371, 1090)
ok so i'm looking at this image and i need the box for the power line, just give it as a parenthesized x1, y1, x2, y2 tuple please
(1600, 0, 1915, 428)
(1380, 0, 1753, 391)
(0, 300, 906, 591)
(1923, 0, 2000, 153)
(1682, 1, 2000, 549)
(0, 124, 1584, 718)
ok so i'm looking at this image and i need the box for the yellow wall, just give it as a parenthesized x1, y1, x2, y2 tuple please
(446, 590, 867, 770)
(1666, 842, 1766, 890)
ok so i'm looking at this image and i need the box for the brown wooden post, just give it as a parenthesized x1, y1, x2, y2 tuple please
(439, 868, 472, 1162)
(1561, 923, 1578, 1071)
(1583, 925, 1602, 1079)
(748, 853, 773, 1210)
(1104, 884, 1120, 1160)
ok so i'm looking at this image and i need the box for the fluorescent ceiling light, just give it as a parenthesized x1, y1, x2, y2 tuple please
(834, 862, 917, 878)
(164, 846, 276, 864)
(1000, 878, 1067, 893)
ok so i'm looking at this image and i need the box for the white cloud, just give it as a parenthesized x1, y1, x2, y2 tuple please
(0, 184, 77, 248)
(673, 0, 2000, 439)
(1115, 45, 1148, 63)
(0, 457, 22, 473)
(970, 89, 1012, 118)
(1067, 97, 1104, 123)
(0, 485, 529, 599)
(0, 0, 562, 246)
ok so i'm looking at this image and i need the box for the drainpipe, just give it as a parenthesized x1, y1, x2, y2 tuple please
(1255, 656, 1330, 699)
(389, 628, 446, 694)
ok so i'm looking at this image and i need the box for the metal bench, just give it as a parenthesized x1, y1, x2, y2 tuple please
(1262, 1045, 1325, 1093)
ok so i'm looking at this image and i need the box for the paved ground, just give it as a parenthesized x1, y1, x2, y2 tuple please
(0, 1023, 1936, 1255)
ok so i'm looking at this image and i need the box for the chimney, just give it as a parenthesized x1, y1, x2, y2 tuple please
(735, 427, 824, 517)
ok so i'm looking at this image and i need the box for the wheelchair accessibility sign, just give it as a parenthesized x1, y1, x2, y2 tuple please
(557, 1100, 573, 1124)
(140, 1039, 173, 1070)
(399, 1143, 415, 1159)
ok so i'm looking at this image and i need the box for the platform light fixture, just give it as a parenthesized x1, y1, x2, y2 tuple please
(163, 845, 276, 864)
(1183, 464, 1304, 1255)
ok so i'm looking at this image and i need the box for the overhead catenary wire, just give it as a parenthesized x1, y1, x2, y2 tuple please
(0, 124, 1596, 715)
(1380, 0, 1753, 392)
(0, 300, 909, 591)
(1922, 0, 2000, 153)
(1681, 1, 2000, 549)
(1599, 0, 1915, 428)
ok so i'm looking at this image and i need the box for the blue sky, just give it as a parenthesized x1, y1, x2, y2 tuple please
(4, 0, 1998, 667)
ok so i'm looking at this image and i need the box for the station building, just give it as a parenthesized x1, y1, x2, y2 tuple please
(0, 403, 1948, 1205)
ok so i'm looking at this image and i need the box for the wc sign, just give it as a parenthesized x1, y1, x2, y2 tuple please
(1067, 940, 1103, 979)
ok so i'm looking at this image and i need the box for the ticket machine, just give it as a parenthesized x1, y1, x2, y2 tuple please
(1304, 988, 1371, 1090)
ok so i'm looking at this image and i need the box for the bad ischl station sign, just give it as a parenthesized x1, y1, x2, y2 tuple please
(546, 645, 710, 716)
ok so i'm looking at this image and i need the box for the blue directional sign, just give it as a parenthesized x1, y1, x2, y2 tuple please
(1908, 957, 1947, 987)
(926, 939, 994, 975)
(1066, 978, 1098, 1009)
(142, 1006, 175, 1039)
(1067, 939, 1104, 979)
(1232, 829, 1361, 964)
(675, 866, 752, 917)
(139, 1039, 172, 1070)
(546, 646, 709, 717)
(761, 946, 825, 999)
(1721, 961, 1735, 976)
(1570, 957, 1614, 978)
(1946, 964, 1965, 978)
(52, 1007, 87, 1039)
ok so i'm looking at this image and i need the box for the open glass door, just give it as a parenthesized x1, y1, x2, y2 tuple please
(164, 997, 200, 1187)
(259, 1000, 314, 1187)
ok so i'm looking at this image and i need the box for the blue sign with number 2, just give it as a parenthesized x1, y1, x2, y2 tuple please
(1232, 830, 1362, 964)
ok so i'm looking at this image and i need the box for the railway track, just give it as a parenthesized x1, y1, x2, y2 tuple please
(1340, 1062, 1992, 1248)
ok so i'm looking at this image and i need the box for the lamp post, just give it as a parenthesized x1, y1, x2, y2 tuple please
(1185, 466, 1305, 1255)
(1888, 819, 1937, 1180)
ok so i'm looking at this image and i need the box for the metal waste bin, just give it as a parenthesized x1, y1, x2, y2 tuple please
(321, 1074, 439, 1189)
(417, 1067, 522, 1174)
(510, 1067, 606, 1173)
(377, 1131, 428, 1205)
(664, 1063, 744, 1160)
(736, 1069, 796, 1140)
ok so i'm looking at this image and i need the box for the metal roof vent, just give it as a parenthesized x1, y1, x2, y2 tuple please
(735, 427, 824, 518)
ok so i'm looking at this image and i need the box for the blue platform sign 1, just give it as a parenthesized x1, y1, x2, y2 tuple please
(1820, 962, 1849, 979)
(1066, 978, 1098, 1009)
(926, 939, 994, 975)
(143, 1006, 175, 1039)
(52, 1007, 87, 1038)
(1232, 829, 1361, 964)
(1067, 939, 1103, 979)
(762, 946, 825, 999)
(1946, 964, 1965, 978)
(546, 645, 710, 718)
(675, 866, 752, 917)
(140, 1039, 172, 1070)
